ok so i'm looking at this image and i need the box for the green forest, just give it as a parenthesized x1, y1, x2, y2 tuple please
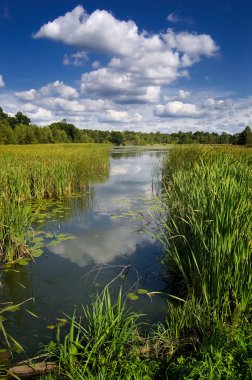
(0, 106, 252, 146)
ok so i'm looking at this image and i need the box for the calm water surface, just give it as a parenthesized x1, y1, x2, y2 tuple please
(1, 148, 168, 357)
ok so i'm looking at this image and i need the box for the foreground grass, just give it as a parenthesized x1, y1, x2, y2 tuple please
(0, 144, 110, 263)
(40, 288, 158, 380)
(37, 145, 251, 379)
(38, 290, 251, 380)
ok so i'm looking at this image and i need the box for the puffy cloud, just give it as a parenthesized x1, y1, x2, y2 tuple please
(39, 80, 79, 98)
(21, 103, 53, 121)
(0, 75, 5, 88)
(5, 6, 249, 134)
(178, 89, 190, 99)
(15, 80, 78, 100)
(99, 110, 142, 123)
(34, 6, 218, 104)
(153, 94, 252, 134)
(15, 89, 36, 100)
(154, 100, 201, 118)
(2, 86, 252, 134)
(165, 28, 219, 60)
(34, 5, 140, 57)
(81, 68, 161, 104)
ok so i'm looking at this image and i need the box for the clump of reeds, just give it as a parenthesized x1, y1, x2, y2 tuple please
(0, 144, 110, 263)
(0, 144, 110, 201)
(44, 287, 157, 379)
(141, 145, 252, 378)
(159, 145, 252, 320)
(0, 200, 32, 263)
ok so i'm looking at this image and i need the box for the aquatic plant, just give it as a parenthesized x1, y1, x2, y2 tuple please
(159, 145, 252, 319)
(0, 144, 110, 264)
(147, 145, 252, 377)
(44, 287, 157, 379)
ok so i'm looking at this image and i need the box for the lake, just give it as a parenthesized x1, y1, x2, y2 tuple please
(1, 148, 168, 358)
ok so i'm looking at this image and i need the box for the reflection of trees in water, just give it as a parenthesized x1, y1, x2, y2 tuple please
(111, 148, 168, 160)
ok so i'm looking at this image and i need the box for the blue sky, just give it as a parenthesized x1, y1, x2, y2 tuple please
(0, 0, 251, 133)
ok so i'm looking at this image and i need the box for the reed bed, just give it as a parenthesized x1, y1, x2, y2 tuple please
(147, 145, 252, 377)
(0, 144, 110, 201)
(159, 145, 252, 319)
(0, 144, 110, 263)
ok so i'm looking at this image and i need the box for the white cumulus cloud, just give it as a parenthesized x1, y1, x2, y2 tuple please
(15, 80, 78, 100)
(99, 110, 142, 123)
(165, 28, 219, 60)
(34, 6, 218, 104)
(81, 68, 161, 104)
(154, 101, 201, 118)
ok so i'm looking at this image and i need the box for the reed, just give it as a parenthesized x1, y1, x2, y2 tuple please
(146, 145, 252, 378)
(159, 145, 252, 320)
(44, 287, 157, 379)
(0, 144, 110, 263)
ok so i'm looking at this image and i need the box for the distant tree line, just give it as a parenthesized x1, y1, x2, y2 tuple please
(0, 107, 251, 146)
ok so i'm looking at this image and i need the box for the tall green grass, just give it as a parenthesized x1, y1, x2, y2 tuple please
(44, 287, 157, 379)
(159, 145, 252, 320)
(0, 144, 110, 200)
(150, 145, 252, 378)
(0, 144, 110, 263)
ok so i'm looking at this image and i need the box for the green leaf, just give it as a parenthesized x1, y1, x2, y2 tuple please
(127, 293, 139, 301)
(31, 249, 43, 258)
(47, 325, 55, 330)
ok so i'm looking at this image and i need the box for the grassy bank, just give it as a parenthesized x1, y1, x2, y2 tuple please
(37, 145, 251, 379)
(155, 145, 252, 378)
(0, 144, 110, 264)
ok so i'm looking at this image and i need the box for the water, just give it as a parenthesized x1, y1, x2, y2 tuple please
(0, 148, 168, 357)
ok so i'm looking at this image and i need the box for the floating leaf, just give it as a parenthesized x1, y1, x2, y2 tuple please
(32, 237, 43, 244)
(127, 293, 139, 301)
(31, 249, 43, 258)
(47, 325, 55, 330)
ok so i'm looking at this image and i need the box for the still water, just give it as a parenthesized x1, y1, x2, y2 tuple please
(1, 148, 168, 357)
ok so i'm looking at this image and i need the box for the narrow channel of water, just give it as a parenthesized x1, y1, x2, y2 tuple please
(1, 148, 168, 357)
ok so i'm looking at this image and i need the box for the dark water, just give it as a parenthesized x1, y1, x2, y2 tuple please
(0, 148, 168, 358)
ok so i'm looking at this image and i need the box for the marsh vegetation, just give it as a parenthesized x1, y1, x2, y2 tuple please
(0, 144, 110, 264)
(0, 145, 251, 379)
